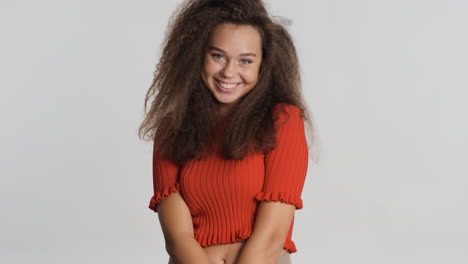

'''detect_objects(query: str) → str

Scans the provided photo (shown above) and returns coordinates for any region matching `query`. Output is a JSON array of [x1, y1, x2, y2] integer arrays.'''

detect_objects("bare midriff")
[[168, 240, 289, 263], [202, 241, 289, 264]]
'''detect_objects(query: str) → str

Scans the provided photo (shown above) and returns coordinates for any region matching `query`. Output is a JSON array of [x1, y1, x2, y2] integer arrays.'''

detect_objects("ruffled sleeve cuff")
[[283, 239, 298, 253], [148, 183, 181, 212], [254, 191, 303, 210]]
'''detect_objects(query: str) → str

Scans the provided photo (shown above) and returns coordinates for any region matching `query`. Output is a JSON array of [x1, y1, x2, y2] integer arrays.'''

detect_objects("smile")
[[216, 79, 239, 89]]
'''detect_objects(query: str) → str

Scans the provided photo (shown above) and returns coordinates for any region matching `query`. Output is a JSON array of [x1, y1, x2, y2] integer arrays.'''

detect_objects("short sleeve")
[[254, 104, 309, 210], [148, 143, 181, 212]]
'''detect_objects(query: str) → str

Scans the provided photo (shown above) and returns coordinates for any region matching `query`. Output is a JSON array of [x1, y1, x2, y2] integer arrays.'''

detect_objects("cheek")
[[201, 67, 212, 86], [203, 58, 220, 76], [244, 68, 260, 84]]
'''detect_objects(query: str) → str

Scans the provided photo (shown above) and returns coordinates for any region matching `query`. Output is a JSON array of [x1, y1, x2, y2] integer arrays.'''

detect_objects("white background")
[[1, 0, 467, 263]]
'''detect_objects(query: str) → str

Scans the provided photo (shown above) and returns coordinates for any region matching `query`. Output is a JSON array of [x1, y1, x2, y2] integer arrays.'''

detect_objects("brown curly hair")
[[138, 0, 320, 166]]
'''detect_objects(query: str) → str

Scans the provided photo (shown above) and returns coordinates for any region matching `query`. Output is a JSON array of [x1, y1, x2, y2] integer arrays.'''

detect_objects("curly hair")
[[138, 0, 320, 166]]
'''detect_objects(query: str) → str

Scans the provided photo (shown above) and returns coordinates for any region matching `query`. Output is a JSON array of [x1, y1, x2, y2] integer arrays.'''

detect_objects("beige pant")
[[168, 253, 292, 264], [277, 253, 292, 264]]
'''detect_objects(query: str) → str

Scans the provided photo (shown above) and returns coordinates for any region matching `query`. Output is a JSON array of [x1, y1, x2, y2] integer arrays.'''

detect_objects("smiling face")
[[201, 23, 263, 115]]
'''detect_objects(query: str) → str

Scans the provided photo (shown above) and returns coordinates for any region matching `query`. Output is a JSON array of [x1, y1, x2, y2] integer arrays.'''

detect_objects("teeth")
[[219, 81, 238, 89]]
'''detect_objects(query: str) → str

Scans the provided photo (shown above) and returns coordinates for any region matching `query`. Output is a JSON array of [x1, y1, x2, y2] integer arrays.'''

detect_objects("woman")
[[138, 0, 318, 263]]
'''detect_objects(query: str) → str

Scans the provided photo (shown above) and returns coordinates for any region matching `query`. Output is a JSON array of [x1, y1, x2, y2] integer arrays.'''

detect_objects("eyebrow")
[[207, 46, 257, 57]]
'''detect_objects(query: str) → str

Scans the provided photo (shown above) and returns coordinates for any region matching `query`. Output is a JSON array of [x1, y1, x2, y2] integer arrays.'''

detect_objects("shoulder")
[[272, 103, 303, 124]]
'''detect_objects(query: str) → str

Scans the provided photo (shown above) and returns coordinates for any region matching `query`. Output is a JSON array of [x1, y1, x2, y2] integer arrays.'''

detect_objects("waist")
[[202, 241, 289, 264]]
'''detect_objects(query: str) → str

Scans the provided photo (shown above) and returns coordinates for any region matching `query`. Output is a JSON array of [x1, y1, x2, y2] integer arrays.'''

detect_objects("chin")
[[214, 95, 239, 105]]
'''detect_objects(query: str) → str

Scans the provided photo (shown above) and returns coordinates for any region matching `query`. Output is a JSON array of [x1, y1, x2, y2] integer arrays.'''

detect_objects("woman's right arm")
[[157, 191, 211, 264], [149, 144, 210, 264]]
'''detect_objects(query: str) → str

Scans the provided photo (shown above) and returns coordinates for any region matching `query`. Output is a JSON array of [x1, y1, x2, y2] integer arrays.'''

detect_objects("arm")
[[148, 144, 210, 264], [236, 104, 309, 264], [235, 202, 295, 263], [157, 192, 211, 264]]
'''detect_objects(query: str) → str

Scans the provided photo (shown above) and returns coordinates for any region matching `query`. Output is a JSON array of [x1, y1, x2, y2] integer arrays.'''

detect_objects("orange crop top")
[[148, 103, 309, 254]]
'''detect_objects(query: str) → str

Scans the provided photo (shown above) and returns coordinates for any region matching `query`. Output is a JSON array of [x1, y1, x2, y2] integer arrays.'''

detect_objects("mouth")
[[215, 79, 241, 92]]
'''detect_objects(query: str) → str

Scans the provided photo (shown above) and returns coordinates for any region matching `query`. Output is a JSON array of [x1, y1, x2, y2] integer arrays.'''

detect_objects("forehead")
[[207, 23, 262, 55]]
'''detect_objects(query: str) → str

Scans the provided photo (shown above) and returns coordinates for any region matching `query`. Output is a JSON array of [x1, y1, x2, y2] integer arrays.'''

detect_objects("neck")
[[218, 104, 234, 118]]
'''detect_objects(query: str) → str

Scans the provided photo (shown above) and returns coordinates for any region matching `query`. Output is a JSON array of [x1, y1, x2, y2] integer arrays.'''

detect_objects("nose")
[[221, 60, 236, 78]]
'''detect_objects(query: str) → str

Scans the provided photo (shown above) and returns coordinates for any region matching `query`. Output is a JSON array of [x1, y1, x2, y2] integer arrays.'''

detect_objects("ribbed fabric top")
[[148, 103, 309, 254]]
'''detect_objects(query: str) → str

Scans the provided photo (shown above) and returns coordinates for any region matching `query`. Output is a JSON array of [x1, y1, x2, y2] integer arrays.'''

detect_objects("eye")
[[240, 59, 252, 65], [212, 54, 225, 60]]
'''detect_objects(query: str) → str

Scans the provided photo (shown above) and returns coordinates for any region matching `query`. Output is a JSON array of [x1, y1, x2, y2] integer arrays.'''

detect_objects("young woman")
[[138, 0, 318, 263]]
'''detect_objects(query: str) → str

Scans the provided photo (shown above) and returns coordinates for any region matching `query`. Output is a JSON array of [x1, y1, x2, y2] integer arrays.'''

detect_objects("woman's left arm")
[[235, 202, 296, 263], [236, 104, 309, 264]]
